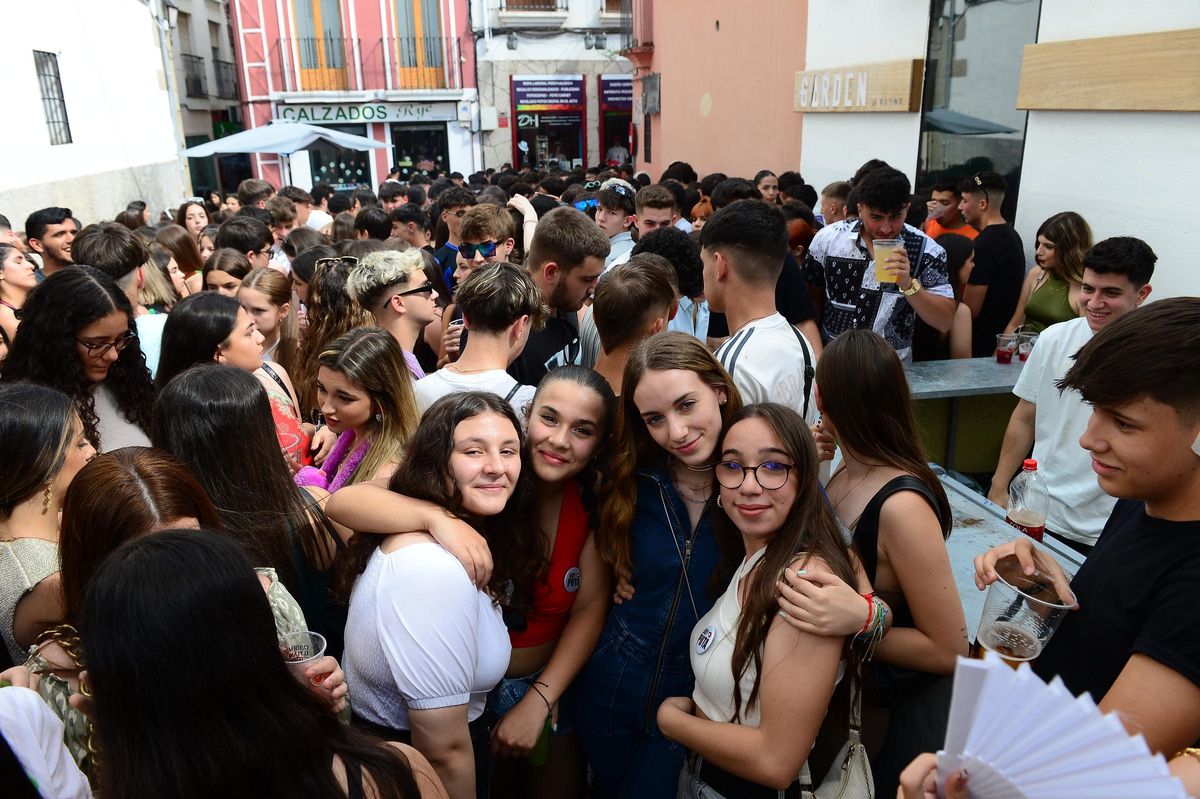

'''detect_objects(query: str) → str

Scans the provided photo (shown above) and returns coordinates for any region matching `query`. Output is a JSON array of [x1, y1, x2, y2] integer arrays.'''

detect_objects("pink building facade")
[[622, 0, 808, 179], [228, 0, 480, 190]]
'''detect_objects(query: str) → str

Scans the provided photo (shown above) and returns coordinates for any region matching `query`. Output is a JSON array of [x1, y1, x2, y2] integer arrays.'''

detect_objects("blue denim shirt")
[[606, 467, 722, 674]]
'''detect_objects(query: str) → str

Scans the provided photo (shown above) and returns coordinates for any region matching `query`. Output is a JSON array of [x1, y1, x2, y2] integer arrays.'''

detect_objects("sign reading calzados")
[[794, 59, 924, 113], [277, 103, 459, 123]]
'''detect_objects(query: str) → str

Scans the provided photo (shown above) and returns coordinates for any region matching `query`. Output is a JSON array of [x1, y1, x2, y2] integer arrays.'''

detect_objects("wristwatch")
[[901, 278, 923, 297]]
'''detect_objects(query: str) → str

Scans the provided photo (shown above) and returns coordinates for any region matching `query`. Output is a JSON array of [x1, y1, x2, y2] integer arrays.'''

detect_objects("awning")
[[184, 121, 389, 157], [922, 107, 1018, 136]]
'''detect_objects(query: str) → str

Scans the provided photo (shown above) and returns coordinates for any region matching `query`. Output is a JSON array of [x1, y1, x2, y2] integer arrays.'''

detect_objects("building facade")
[[171, 0, 247, 195], [471, 0, 632, 170], [796, 0, 1196, 301], [621, 0, 808, 180], [0, 0, 186, 228], [226, 0, 480, 190]]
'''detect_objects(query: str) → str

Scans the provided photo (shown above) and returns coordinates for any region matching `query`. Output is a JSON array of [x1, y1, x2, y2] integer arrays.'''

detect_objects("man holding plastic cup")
[[803, 165, 956, 362], [973, 298, 1200, 757]]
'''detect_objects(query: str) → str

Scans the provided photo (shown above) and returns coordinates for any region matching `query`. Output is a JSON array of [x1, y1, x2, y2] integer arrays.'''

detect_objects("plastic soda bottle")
[[1005, 459, 1049, 542]]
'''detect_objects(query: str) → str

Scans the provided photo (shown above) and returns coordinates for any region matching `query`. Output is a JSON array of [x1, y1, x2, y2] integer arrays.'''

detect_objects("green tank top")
[[1022, 274, 1076, 334]]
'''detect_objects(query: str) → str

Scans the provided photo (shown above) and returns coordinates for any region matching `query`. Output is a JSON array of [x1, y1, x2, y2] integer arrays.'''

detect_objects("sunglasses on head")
[[583, 180, 602, 191], [608, 185, 633, 197], [573, 198, 600, 212], [314, 256, 359, 270], [461, 241, 499, 259]]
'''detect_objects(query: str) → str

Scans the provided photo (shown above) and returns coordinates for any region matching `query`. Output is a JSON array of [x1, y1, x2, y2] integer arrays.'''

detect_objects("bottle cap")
[[1023, 458, 1038, 470]]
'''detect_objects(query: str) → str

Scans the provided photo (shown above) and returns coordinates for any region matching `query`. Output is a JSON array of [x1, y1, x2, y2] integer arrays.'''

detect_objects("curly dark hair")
[[631, 225, 705, 298], [336, 391, 546, 616], [1, 266, 156, 448]]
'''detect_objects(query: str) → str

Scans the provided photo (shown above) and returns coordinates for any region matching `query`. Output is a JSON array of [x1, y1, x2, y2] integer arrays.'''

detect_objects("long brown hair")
[[336, 392, 545, 614], [240, 266, 299, 378], [597, 332, 743, 577], [1036, 211, 1092, 284], [714, 404, 858, 719], [817, 330, 951, 535], [317, 328, 420, 486], [295, 257, 373, 418], [155, 224, 204, 279], [59, 447, 222, 623]]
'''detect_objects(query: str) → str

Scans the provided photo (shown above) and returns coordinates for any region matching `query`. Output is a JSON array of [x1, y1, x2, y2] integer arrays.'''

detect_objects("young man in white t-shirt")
[[989, 237, 1156, 551], [702, 199, 819, 426], [413, 261, 544, 416]]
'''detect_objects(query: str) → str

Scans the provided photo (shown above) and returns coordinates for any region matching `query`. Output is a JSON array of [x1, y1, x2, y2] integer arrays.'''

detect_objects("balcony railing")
[[182, 53, 208, 98], [214, 58, 238, 99], [500, 0, 567, 10], [273, 36, 466, 93]]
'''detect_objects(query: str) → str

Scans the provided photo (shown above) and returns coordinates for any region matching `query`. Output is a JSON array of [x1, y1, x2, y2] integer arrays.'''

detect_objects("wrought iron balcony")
[[182, 53, 207, 98], [273, 36, 466, 93], [213, 58, 238, 100]]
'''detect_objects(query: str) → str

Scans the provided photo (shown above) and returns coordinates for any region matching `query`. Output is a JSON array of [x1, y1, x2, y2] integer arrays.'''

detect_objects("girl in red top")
[[329, 365, 617, 798]]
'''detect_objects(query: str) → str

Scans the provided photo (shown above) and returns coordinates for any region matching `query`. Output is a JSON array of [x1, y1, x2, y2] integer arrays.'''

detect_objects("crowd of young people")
[[0, 156, 1195, 799]]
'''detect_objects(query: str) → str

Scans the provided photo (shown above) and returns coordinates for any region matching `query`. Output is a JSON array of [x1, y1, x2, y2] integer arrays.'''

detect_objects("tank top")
[[509, 480, 590, 648], [260, 362, 311, 466], [1022, 274, 1076, 335], [0, 539, 59, 664], [690, 546, 769, 725]]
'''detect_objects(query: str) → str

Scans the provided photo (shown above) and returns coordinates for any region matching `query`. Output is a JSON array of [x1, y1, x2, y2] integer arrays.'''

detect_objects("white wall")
[[0, 0, 184, 229], [800, 0, 930, 190], [1015, 1, 1200, 300]]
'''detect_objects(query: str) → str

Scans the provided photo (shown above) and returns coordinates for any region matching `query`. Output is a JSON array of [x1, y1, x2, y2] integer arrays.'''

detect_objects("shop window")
[[34, 51, 72, 146], [392, 123, 449, 176], [917, 0, 1041, 218], [309, 124, 371, 191], [294, 0, 348, 90]]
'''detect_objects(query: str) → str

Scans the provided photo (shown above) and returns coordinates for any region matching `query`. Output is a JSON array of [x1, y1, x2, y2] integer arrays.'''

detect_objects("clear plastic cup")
[[1018, 331, 1039, 362], [996, 333, 1018, 364], [970, 555, 1073, 668], [280, 630, 327, 684], [873, 239, 901, 283]]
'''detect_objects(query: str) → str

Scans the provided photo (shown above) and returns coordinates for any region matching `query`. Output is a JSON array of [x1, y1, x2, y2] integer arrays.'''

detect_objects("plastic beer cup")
[[873, 239, 901, 283], [969, 555, 1073, 668]]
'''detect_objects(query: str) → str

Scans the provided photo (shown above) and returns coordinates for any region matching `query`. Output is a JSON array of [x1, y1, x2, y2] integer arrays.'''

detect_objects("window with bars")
[[34, 51, 72, 146]]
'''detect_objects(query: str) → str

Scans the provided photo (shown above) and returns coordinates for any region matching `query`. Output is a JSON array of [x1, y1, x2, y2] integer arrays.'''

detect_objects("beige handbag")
[[801, 677, 874, 799]]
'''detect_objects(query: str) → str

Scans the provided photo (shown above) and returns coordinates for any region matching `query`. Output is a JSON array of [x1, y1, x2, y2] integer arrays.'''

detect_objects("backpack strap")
[[787, 324, 815, 420], [504, 381, 523, 403]]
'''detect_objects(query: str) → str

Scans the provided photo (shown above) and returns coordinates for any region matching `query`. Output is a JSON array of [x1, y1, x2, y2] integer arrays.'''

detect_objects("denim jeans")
[[487, 670, 575, 735]]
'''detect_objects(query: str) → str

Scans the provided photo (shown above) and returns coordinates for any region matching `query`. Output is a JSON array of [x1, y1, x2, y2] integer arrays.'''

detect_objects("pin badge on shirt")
[[563, 567, 582, 593], [695, 625, 717, 655]]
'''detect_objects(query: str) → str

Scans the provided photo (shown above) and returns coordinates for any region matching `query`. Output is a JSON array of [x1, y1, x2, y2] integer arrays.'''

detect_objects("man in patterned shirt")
[[802, 166, 956, 361]]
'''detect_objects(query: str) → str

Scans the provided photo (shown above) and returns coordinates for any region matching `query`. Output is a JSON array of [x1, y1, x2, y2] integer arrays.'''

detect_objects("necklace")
[[446, 363, 492, 374], [828, 465, 877, 510], [670, 462, 712, 504]]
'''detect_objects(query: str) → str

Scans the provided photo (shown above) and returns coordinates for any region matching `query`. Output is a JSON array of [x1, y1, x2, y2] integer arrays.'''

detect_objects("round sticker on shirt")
[[563, 567, 582, 593], [695, 625, 717, 655]]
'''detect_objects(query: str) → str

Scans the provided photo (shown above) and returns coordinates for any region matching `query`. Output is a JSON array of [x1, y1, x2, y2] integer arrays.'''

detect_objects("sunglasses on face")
[[395, 280, 435, 298], [460, 241, 499, 259], [77, 331, 138, 358], [573, 198, 600, 212]]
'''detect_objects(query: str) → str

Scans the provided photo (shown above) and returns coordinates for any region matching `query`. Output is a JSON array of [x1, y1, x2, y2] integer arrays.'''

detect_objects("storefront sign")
[[277, 102, 458, 123], [793, 59, 924, 113], [513, 75, 585, 110], [600, 75, 633, 109]]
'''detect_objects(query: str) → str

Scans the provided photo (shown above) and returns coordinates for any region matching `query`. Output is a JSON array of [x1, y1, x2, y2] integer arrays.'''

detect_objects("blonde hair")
[[346, 249, 425, 311], [141, 249, 180, 310], [318, 327, 420, 487], [240, 267, 299, 378]]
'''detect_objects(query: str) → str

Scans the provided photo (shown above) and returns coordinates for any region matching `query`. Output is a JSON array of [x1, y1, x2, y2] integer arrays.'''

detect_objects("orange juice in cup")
[[873, 239, 901, 283]]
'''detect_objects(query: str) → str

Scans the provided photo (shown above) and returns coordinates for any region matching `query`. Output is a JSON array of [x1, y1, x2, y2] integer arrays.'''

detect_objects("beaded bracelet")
[[859, 592, 875, 635]]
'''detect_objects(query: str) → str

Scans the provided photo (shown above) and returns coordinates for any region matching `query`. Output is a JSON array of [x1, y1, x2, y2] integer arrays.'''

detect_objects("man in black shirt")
[[974, 298, 1200, 756], [507, 207, 609, 386], [959, 172, 1024, 357]]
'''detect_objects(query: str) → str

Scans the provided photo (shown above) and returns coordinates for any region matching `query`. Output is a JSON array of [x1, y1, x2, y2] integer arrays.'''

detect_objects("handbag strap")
[[800, 669, 864, 790]]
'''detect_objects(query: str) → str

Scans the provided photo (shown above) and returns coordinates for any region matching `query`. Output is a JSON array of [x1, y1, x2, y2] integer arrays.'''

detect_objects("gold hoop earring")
[[42, 482, 53, 514]]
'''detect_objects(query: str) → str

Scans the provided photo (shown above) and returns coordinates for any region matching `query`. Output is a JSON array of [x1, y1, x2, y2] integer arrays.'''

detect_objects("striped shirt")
[[714, 313, 817, 425]]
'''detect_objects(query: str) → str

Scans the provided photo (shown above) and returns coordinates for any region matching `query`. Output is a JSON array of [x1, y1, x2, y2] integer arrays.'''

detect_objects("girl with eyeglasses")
[[572, 332, 742, 798], [1, 266, 156, 451], [658, 403, 859, 797], [775, 330, 967, 793]]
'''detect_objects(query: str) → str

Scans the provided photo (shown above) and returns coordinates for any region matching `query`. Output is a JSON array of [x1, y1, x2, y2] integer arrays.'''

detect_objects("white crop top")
[[690, 546, 768, 726], [344, 541, 511, 731]]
